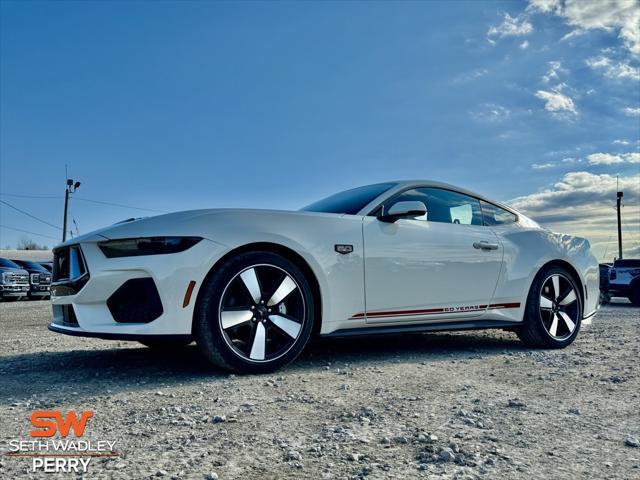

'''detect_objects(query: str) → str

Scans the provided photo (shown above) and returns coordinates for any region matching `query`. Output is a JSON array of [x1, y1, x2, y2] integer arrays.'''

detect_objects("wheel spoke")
[[559, 311, 576, 333], [559, 289, 577, 306], [249, 322, 266, 360], [267, 275, 297, 306], [540, 295, 553, 309], [270, 314, 302, 339], [220, 310, 253, 330], [240, 268, 262, 304], [549, 314, 559, 337], [551, 275, 560, 300]]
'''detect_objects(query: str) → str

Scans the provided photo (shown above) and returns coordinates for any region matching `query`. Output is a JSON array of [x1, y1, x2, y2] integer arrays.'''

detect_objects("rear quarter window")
[[481, 201, 517, 226]]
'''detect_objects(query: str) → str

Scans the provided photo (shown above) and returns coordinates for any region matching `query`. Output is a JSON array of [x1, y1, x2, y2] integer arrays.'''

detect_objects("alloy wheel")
[[539, 273, 580, 340], [218, 264, 306, 362]]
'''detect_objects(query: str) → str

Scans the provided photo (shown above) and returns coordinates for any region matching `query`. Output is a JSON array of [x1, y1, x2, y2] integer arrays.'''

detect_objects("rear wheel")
[[517, 267, 582, 348], [195, 251, 314, 373]]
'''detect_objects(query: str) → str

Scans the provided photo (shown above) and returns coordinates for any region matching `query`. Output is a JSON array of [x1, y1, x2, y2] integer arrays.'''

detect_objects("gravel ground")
[[0, 300, 638, 479]]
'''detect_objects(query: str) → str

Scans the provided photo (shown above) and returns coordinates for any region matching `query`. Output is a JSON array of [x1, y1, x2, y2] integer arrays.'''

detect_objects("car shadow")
[[0, 329, 525, 404]]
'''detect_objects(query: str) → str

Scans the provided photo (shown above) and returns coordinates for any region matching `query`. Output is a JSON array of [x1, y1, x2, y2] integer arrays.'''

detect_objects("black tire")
[[517, 266, 582, 349], [139, 339, 192, 349], [195, 251, 314, 373], [629, 283, 640, 307]]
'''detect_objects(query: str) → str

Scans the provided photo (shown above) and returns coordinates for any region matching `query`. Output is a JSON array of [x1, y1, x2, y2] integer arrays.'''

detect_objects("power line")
[[0, 193, 60, 199], [0, 192, 164, 213], [71, 197, 165, 213], [0, 224, 60, 240], [0, 200, 62, 231]]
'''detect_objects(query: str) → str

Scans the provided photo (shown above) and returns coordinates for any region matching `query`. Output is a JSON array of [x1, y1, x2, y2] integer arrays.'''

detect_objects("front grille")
[[107, 278, 163, 323], [52, 245, 89, 296], [3, 273, 29, 285], [53, 245, 87, 282]]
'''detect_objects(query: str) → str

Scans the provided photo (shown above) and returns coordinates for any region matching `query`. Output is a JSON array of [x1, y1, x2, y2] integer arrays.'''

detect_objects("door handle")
[[473, 241, 499, 251]]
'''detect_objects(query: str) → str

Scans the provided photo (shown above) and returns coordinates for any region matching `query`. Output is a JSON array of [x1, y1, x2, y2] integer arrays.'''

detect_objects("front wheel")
[[195, 251, 315, 373], [517, 267, 582, 348]]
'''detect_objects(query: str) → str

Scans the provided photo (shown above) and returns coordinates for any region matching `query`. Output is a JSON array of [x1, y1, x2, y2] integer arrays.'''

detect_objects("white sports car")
[[49, 181, 599, 373]]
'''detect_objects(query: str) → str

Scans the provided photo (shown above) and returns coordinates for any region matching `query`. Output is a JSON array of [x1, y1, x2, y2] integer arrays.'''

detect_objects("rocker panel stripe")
[[349, 302, 521, 320]]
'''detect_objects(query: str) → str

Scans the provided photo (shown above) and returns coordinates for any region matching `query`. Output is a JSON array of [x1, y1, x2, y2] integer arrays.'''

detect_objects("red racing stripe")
[[349, 302, 520, 320]]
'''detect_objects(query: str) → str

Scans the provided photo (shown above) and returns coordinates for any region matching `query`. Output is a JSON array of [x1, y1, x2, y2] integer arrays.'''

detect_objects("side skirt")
[[322, 320, 519, 338]]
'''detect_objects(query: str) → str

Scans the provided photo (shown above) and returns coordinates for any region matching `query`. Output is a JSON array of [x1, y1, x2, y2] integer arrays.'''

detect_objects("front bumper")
[[29, 285, 51, 296], [49, 239, 226, 338], [0, 285, 29, 296]]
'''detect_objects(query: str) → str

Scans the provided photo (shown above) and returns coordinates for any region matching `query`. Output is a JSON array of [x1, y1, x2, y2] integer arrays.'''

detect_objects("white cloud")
[[535, 87, 577, 117], [586, 56, 640, 80], [508, 170, 640, 261], [469, 103, 511, 123], [532, 162, 556, 169], [510, 171, 639, 212], [587, 152, 640, 165], [453, 68, 489, 84], [561, 157, 581, 163], [541, 61, 568, 83], [520, 40, 530, 49], [528, 0, 560, 13], [560, 29, 587, 41], [488, 13, 534, 42], [623, 106, 640, 116], [613, 139, 631, 145], [528, 0, 640, 56]]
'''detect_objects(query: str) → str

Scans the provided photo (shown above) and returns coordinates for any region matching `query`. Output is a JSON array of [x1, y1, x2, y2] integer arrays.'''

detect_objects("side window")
[[383, 188, 483, 226], [481, 201, 517, 226]]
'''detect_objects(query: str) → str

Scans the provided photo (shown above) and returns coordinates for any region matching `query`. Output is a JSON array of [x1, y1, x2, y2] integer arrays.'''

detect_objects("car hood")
[[0, 267, 29, 275], [54, 208, 347, 248]]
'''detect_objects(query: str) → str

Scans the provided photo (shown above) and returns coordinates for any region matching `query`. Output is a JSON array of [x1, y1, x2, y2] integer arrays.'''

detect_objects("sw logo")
[[6, 410, 116, 473], [30, 410, 94, 438]]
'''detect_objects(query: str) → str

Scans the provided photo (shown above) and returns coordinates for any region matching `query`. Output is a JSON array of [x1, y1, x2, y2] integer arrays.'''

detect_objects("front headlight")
[[98, 237, 202, 258]]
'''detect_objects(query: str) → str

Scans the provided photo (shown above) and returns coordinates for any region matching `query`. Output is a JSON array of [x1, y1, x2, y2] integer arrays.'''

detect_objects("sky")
[[0, 0, 638, 260]]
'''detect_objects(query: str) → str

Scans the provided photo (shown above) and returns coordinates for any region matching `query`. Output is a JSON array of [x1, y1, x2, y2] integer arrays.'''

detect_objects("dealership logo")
[[6, 410, 118, 473], [30, 410, 94, 437]]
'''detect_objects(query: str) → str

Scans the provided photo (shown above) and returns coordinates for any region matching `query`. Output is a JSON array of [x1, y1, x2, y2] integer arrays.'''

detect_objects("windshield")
[[14, 260, 48, 271], [0, 258, 23, 269], [301, 183, 396, 215]]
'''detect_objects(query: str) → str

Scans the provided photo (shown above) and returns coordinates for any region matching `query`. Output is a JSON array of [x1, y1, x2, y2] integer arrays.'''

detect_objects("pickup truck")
[[0, 258, 30, 301], [11, 259, 52, 299], [608, 259, 640, 306]]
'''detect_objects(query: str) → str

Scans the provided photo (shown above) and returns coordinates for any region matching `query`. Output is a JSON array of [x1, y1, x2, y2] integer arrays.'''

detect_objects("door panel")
[[362, 217, 503, 323]]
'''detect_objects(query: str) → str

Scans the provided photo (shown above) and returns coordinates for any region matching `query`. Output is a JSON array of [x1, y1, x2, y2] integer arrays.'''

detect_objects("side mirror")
[[377, 201, 427, 223]]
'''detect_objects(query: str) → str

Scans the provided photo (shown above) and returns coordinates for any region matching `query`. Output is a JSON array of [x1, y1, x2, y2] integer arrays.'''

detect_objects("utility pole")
[[616, 190, 623, 260], [62, 177, 81, 242]]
